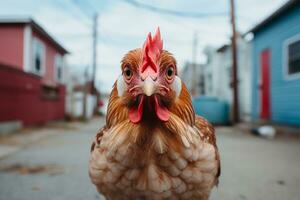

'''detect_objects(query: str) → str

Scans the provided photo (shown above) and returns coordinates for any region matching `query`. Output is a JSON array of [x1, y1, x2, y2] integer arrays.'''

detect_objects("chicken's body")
[[89, 28, 220, 200]]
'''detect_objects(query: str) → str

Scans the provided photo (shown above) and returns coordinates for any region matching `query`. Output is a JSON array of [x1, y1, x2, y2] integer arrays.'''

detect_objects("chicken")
[[89, 28, 220, 200]]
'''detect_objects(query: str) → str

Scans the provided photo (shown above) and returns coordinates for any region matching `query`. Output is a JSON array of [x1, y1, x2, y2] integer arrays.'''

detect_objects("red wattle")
[[154, 96, 170, 122], [129, 96, 144, 123]]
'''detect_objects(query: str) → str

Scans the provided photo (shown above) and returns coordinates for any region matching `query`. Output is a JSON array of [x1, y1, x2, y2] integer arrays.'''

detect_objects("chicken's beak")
[[143, 76, 157, 96]]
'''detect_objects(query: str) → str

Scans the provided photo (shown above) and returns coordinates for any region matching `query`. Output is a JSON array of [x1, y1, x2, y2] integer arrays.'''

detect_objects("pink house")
[[0, 18, 69, 126]]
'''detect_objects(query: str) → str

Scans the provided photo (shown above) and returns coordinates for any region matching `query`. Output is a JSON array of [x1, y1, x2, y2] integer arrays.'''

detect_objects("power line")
[[71, 0, 94, 19], [55, 0, 92, 28], [84, 0, 97, 13], [123, 0, 227, 18], [123, 0, 255, 27]]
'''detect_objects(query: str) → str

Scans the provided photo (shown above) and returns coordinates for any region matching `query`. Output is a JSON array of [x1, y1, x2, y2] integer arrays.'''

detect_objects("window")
[[284, 34, 300, 79], [41, 85, 59, 100], [208, 74, 212, 92], [54, 54, 63, 82], [32, 38, 45, 75]]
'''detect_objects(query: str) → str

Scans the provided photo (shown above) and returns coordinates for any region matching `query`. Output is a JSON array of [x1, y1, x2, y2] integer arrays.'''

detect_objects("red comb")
[[140, 27, 163, 79]]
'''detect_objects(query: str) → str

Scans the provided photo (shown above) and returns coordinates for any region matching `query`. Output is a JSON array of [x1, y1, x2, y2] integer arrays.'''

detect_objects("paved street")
[[0, 117, 300, 200], [0, 118, 106, 200], [211, 127, 300, 200]]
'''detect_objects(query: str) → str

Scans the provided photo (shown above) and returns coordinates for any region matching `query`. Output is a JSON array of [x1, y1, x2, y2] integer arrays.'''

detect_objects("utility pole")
[[91, 13, 99, 115], [92, 13, 98, 94], [230, 0, 239, 123], [83, 65, 89, 120], [191, 31, 198, 96]]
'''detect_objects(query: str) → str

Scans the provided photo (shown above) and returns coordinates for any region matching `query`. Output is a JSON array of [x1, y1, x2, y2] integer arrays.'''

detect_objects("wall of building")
[[0, 25, 24, 69], [238, 39, 252, 121], [252, 5, 300, 125], [71, 92, 97, 119], [31, 29, 64, 86], [215, 47, 232, 103], [180, 62, 204, 96], [203, 47, 222, 97], [203, 38, 252, 121], [0, 24, 65, 86], [0, 65, 65, 126]]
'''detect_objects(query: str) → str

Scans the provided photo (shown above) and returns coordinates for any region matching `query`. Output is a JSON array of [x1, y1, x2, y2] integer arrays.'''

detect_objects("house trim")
[[283, 33, 300, 80], [0, 18, 68, 54], [23, 24, 31, 72], [247, 0, 300, 34]]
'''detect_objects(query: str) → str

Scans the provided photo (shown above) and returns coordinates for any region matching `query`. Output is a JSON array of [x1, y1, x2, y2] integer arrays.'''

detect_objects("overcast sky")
[[0, 0, 288, 93]]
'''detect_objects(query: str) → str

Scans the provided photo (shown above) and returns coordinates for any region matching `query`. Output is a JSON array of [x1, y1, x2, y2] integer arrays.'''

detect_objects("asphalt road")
[[0, 118, 106, 200], [0, 117, 299, 200]]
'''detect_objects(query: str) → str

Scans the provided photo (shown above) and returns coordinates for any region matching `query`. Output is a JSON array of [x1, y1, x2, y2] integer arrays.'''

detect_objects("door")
[[260, 49, 271, 119]]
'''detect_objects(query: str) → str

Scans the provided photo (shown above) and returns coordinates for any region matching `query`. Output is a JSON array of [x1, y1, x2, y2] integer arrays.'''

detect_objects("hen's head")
[[109, 28, 194, 127]]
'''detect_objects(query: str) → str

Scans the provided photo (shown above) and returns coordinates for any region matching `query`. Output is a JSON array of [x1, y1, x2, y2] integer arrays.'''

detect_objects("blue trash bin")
[[192, 96, 230, 125]]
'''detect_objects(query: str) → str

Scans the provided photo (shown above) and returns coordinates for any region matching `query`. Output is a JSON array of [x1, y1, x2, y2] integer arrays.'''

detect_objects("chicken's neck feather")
[[105, 82, 197, 157]]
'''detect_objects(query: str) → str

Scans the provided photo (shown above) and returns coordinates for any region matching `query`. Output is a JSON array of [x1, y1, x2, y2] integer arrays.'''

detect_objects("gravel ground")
[[0, 117, 299, 200]]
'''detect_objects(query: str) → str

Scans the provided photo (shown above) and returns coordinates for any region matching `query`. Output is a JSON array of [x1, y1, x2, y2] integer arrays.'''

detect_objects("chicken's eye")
[[166, 66, 175, 80], [123, 67, 133, 81]]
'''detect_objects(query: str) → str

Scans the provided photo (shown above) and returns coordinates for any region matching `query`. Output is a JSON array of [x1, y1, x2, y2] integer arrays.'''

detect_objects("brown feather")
[[106, 84, 128, 128], [169, 83, 195, 126], [195, 115, 221, 185]]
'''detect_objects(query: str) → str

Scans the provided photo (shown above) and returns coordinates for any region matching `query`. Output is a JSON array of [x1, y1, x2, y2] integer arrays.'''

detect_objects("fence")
[[0, 64, 65, 126]]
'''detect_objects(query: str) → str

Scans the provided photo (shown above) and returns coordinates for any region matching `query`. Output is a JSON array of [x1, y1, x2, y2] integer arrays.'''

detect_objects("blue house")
[[250, 0, 300, 126]]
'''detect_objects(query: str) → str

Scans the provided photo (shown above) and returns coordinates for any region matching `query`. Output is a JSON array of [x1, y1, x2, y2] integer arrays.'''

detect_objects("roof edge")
[[0, 17, 69, 54], [247, 0, 300, 34]]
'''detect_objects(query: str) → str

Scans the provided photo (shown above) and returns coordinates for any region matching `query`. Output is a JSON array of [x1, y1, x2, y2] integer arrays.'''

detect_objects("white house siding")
[[238, 40, 252, 121], [180, 62, 204, 96], [72, 92, 96, 119], [203, 37, 252, 122]]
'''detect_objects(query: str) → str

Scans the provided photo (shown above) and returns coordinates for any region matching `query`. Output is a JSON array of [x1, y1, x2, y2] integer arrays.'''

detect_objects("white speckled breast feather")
[[89, 117, 219, 200]]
